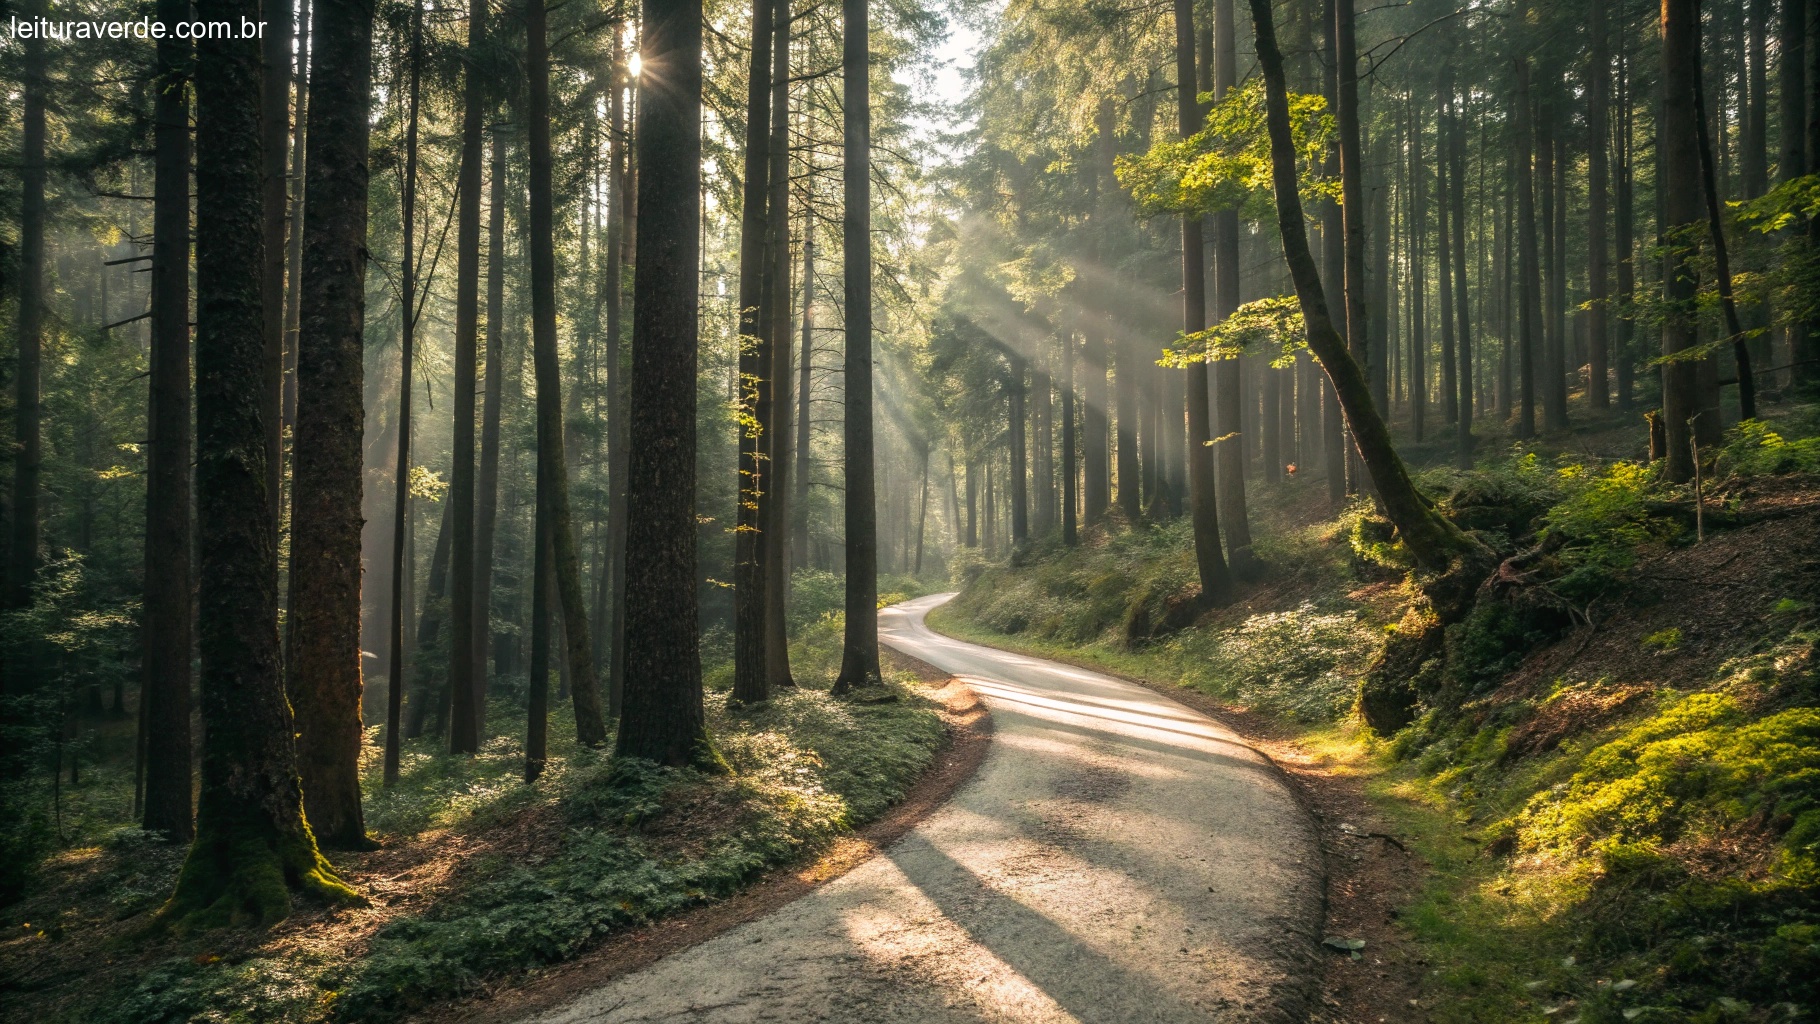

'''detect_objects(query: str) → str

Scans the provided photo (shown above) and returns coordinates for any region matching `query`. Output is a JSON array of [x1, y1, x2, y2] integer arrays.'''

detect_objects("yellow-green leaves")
[[1161, 294, 1305, 367], [1115, 81, 1334, 219]]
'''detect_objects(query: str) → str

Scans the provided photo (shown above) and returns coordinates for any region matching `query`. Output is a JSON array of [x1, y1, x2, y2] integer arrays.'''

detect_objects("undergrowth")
[[936, 409, 1820, 1023], [21, 597, 949, 1024]]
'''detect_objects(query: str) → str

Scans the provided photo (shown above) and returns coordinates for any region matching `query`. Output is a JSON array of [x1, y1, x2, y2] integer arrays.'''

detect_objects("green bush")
[[1168, 602, 1377, 722], [1721, 419, 1820, 476]]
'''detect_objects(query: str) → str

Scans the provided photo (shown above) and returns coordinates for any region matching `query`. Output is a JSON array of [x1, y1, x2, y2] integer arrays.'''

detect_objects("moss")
[[156, 809, 361, 933]]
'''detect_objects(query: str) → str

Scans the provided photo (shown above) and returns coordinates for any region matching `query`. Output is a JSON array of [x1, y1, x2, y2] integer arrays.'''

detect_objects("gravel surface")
[[526, 594, 1325, 1024]]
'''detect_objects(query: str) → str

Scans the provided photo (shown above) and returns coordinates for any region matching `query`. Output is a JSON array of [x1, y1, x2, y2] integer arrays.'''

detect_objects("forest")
[[3, 0, 1820, 1018]]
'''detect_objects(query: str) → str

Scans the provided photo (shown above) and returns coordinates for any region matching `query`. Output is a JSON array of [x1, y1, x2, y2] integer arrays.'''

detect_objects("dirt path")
[[525, 594, 1324, 1023]]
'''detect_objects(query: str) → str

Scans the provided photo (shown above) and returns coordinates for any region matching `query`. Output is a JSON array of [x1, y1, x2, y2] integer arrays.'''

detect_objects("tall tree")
[[732, 0, 775, 706], [1211, 0, 1251, 571], [9, 0, 46, 613], [1514, 52, 1541, 438], [833, 0, 882, 692], [1587, 1, 1613, 410], [1660, 0, 1706, 482], [604, 42, 632, 716], [262, 0, 294, 522], [142, 0, 194, 841], [287, 0, 377, 850], [446, 0, 489, 753], [616, 0, 715, 762], [762, 0, 797, 690], [526, 0, 606, 746], [1449, 78, 1474, 468], [1246, 0, 1482, 577], [793, 225, 816, 568], [476, 126, 509, 706], [1061, 332, 1078, 545], [1174, 0, 1233, 606], [164, 0, 356, 926], [385, 0, 426, 788]]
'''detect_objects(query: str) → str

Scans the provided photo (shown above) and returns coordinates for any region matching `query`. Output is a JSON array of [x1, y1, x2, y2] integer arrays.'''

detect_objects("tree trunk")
[[385, 0, 424, 788], [833, 0, 882, 692], [762, 0, 795, 689], [282, 0, 311, 474], [1437, 102, 1458, 428], [527, 0, 606, 745], [165, 0, 356, 926], [1409, 103, 1427, 441], [1032, 348, 1054, 536], [476, 123, 508, 713], [604, 44, 631, 717], [1007, 355, 1030, 546], [1082, 328, 1110, 525], [445, 0, 488, 754], [1212, 0, 1251, 570], [1115, 335, 1141, 522], [525, 489, 552, 780], [732, 0, 774, 706], [287, 0, 375, 849], [262, 0, 294, 530], [1515, 56, 1541, 438], [9, 0, 45, 612], [1247, 0, 1483, 578], [142, 0, 194, 840], [1175, 0, 1233, 603], [1061, 331, 1078, 545], [1693, 45, 1759, 421], [1616, 43, 1638, 413], [616, 0, 714, 762], [1660, 0, 1706, 483], [1450, 80, 1475, 468], [1587, 2, 1613, 410], [793, 226, 815, 570]]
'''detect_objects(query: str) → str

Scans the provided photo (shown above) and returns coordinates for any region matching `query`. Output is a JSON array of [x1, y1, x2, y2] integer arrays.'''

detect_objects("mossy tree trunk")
[[167, 0, 357, 928], [287, 0, 375, 850]]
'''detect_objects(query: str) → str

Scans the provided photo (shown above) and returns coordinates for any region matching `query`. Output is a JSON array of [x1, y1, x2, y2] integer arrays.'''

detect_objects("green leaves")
[[1115, 81, 1335, 219], [1161, 294, 1305, 368]]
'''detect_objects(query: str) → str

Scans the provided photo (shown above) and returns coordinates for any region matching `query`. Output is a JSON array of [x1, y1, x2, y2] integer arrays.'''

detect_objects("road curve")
[[527, 593, 1324, 1024]]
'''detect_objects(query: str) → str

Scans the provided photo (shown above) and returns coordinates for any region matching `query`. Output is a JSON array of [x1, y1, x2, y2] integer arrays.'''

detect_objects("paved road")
[[528, 594, 1324, 1024]]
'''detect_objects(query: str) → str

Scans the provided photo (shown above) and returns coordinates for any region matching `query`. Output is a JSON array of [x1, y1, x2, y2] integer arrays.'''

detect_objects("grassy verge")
[[929, 417, 1820, 1024], [3, 574, 950, 1024]]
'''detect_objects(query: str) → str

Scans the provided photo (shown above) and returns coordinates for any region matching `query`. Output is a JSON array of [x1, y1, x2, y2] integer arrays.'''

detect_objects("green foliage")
[[1116, 81, 1335, 219], [1176, 603, 1377, 722], [102, 687, 947, 1024], [1720, 419, 1820, 477], [1541, 461, 1683, 604], [1162, 294, 1305, 368]]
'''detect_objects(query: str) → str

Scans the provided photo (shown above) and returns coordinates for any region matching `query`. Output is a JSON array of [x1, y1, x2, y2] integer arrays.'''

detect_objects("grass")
[[5, 580, 953, 1024], [930, 412, 1820, 1024]]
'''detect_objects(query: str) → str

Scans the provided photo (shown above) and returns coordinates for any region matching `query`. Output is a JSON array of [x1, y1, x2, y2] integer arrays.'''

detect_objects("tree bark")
[[616, 0, 714, 762], [262, 0, 294, 530], [1692, 44, 1758, 421], [165, 0, 356, 926], [1082, 328, 1110, 525], [1061, 331, 1078, 545], [1661, 0, 1707, 482], [1587, 3, 1613, 410], [385, 0, 424, 787], [445, 0, 488, 754], [1514, 56, 1541, 438], [763, 0, 795, 689], [476, 124, 508, 713], [527, 0, 606, 745], [833, 0, 882, 692], [1212, 0, 1251, 569], [1409, 103, 1427, 441], [604, 45, 631, 716], [287, 0, 375, 849], [1007, 354, 1030, 546], [9, 0, 46, 612], [793, 225, 815, 570], [732, 0, 775, 706], [142, 0, 194, 840], [1449, 79, 1475, 468]]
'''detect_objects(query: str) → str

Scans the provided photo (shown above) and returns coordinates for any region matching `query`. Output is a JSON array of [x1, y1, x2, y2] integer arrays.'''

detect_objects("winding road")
[[527, 594, 1325, 1023]]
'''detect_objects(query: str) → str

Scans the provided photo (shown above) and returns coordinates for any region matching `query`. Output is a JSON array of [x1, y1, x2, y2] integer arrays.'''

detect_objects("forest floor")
[[0, 623, 971, 1024], [931, 403, 1820, 1023], [510, 594, 1325, 1024]]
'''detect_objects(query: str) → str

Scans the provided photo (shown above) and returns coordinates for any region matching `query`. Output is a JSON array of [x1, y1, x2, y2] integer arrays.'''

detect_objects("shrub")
[[1721, 419, 1820, 477]]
